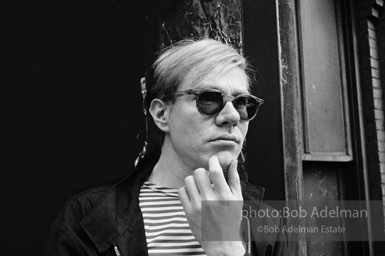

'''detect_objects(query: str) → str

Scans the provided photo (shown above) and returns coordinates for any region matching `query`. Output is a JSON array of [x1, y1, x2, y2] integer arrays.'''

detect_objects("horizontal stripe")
[[140, 189, 178, 193], [146, 230, 193, 238], [147, 253, 205, 256], [145, 223, 189, 230], [140, 207, 183, 212], [142, 211, 187, 218], [140, 182, 206, 255], [140, 206, 183, 211], [139, 196, 181, 201], [139, 200, 181, 206], [138, 192, 177, 197], [140, 206, 184, 212], [147, 237, 197, 244], [139, 200, 183, 206], [145, 225, 190, 231], [145, 229, 192, 238], [146, 236, 197, 243], [142, 216, 187, 221], [148, 241, 201, 247], [143, 217, 188, 224], [149, 248, 205, 253], [146, 229, 192, 236], [141, 189, 179, 194]]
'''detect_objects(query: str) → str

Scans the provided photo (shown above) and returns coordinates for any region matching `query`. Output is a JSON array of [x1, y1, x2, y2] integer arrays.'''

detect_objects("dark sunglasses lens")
[[197, 91, 223, 115], [233, 96, 259, 120]]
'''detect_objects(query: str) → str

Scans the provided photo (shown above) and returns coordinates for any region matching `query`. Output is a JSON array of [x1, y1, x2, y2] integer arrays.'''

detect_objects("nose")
[[215, 101, 240, 127]]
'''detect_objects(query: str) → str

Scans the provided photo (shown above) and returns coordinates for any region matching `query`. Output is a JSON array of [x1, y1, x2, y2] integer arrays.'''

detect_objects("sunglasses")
[[168, 89, 264, 121]]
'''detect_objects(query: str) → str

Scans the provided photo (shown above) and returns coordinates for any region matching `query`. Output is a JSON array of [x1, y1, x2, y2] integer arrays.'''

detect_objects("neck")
[[147, 141, 194, 189]]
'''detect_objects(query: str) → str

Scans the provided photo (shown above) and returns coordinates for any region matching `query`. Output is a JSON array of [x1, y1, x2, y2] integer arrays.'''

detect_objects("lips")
[[211, 134, 239, 143]]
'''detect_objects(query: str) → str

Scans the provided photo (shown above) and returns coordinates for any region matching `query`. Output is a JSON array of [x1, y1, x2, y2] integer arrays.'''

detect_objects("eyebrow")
[[194, 83, 250, 95]]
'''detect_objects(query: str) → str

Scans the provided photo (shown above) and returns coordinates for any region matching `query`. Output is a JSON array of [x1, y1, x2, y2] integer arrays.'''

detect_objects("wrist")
[[203, 241, 246, 256], [225, 241, 246, 256]]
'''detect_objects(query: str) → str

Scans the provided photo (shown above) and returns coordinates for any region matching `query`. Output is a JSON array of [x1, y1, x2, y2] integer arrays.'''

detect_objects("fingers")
[[184, 175, 202, 208], [193, 168, 214, 196], [178, 186, 192, 213], [227, 159, 242, 199], [180, 155, 242, 205], [208, 155, 231, 195]]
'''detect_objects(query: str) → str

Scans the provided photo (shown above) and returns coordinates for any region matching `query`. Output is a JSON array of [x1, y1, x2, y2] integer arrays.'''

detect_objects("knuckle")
[[209, 168, 223, 177], [232, 175, 241, 183], [204, 195, 214, 201], [192, 200, 202, 210]]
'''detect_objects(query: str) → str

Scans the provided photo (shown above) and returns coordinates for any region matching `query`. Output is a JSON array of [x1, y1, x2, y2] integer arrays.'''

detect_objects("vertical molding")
[[354, 0, 385, 255], [356, 0, 384, 202], [276, 0, 306, 255]]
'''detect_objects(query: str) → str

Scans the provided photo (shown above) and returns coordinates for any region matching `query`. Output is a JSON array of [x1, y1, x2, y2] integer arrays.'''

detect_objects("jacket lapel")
[[80, 162, 154, 254], [241, 181, 265, 255]]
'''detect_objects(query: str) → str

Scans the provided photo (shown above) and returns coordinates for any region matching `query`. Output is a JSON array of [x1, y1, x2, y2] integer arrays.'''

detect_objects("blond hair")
[[149, 39, 250, 104]]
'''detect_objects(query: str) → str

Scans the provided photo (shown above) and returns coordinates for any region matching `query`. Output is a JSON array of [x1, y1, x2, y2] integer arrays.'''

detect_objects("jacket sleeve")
[[248, 229, 289, 256], [271, 227, 289, 256], [248, 205, 290, 255], [44, 192, 100, 256], [249, 227, 289, 255], [45, 225, 85, 256]]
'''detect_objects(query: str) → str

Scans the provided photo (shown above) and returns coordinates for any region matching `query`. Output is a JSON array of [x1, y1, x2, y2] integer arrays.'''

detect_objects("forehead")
[[181, 68, 250, 95]]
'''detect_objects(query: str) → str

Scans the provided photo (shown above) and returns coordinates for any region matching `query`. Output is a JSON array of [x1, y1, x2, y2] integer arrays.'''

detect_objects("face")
[[164, 67, 250, 170]]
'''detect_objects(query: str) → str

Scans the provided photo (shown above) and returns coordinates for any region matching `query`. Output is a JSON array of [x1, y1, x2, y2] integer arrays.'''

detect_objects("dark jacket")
[[45, 160, 288, 256]]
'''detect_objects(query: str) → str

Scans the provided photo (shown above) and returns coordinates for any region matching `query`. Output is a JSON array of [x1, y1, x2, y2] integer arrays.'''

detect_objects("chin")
[[195, 150, 239, 170], [216, 151, 239, 170]]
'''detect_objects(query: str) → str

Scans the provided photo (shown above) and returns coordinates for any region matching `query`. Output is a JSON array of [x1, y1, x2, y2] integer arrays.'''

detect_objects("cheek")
[[240, 123, 249, 140], [184, 119, 206, 143], [238, 124, 249, 149], [170, 109, 205, 143]]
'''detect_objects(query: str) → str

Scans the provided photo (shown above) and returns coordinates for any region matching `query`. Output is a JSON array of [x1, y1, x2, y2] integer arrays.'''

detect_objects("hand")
[[178, 155, 245, 256]]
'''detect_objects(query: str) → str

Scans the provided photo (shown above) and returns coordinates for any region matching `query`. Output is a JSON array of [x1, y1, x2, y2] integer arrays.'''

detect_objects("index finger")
[[208, 155, 231, 195], [227, 159, 242, 199]]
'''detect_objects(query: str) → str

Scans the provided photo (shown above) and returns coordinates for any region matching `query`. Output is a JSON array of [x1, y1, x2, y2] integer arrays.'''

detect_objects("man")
[[45, 39, 287, 255]]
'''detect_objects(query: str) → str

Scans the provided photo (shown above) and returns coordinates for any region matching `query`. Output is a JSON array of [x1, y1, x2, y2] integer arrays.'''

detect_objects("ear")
[[149, 99, 170, 133]]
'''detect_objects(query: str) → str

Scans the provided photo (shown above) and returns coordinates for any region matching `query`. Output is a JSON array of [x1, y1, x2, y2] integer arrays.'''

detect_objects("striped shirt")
[[139, 181, 206, 255]]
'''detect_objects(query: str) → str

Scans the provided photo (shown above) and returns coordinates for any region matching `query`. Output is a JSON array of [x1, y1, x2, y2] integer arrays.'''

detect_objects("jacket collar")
[[80, 160, 154, 253], [80, 160, 265, 254]]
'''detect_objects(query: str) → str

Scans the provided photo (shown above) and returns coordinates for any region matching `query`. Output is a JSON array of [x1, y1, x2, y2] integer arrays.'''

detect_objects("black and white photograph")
[[2, 0, 385, 255]]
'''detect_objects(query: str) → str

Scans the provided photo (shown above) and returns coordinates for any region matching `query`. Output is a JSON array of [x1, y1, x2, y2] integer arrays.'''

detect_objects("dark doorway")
[[2, 1, 147, 255], [2, 1, 287, 255]]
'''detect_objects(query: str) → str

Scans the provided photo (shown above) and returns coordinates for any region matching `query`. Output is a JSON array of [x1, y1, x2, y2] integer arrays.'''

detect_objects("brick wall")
[[377, 4, 385, 218], [366, 17, 385, 214], [356, 2, 385, 241], [355, 0, 384, 204], [370, 22, 385, 222]]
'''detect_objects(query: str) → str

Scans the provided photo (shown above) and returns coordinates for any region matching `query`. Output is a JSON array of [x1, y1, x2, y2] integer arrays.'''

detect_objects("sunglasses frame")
[[168, 88, 264, 121]]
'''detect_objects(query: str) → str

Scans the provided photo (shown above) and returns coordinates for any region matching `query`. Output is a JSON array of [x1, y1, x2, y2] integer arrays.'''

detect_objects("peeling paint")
[[160, 0, 243, 51]]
